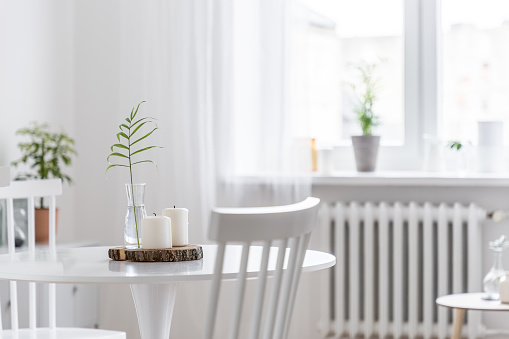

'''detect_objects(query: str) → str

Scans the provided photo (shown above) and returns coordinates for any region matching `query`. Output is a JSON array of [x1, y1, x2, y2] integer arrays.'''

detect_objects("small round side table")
[[436, 293, 509, 339]]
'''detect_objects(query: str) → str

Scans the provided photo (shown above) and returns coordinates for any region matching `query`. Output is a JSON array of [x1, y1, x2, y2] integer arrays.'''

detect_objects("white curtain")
[[108, 0, 311, 224], [215, 0, 312, 208]]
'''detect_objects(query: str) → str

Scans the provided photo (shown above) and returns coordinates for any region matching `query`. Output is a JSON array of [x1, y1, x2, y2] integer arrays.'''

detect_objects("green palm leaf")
[[132, 160, 155, 166], [131, 117, 156, 128], [130, 121, 149, 137], [107, 152, 128, 162], [110, 143, 129, 152], [131, 101, 146, 121], [105, 164, 129, 173], [116, 132, 129, 142], [131, 146, 157, 157], [131, 127, 158, 146]]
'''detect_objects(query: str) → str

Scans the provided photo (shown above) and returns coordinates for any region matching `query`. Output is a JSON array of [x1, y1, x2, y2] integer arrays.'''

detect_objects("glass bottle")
[[483, 235, 508, 300], [124, 183, 147, 249]]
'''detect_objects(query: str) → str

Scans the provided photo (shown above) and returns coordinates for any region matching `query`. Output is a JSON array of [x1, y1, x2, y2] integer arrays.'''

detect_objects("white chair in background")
[[204, 197, 321, 339], [0, 179, 126, 339]]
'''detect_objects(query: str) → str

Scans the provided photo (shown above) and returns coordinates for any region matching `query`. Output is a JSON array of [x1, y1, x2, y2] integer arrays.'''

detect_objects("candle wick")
[[153, 213, 157, 216]]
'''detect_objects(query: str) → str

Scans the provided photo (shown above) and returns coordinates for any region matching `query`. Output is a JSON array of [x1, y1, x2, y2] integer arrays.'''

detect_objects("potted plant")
[[106, 101, 161, 248], [11, 122, 77, 243], [346, 61, 382, 172]]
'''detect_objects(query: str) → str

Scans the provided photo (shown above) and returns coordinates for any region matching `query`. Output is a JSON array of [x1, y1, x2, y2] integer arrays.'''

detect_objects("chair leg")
[[452, 308, 465, 339]]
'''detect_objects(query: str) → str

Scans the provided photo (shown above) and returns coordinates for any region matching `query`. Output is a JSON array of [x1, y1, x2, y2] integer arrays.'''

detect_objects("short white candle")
[[141, 216, 172, 249], [162, 207, 189, 247]]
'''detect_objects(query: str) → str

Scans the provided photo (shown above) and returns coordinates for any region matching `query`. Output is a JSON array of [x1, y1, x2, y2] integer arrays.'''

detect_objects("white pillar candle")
[[162, 207, 189, 247], [141, 216, 172, 249]]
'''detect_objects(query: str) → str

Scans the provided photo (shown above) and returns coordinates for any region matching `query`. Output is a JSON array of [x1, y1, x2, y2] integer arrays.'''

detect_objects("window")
[[441, 0, 509, 145], [299, 0, 509, 171], [305, 0, 405, 146]]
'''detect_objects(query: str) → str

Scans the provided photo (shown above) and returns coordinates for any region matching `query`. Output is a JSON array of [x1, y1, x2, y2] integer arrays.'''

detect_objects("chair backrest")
[[0, 179, 62, 331], [204, 197, 320, 339]]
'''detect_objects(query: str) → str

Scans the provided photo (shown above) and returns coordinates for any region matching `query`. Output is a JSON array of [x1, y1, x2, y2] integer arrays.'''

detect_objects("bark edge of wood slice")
[[108, 247, 127, 261], [109, 245, 203, 262]]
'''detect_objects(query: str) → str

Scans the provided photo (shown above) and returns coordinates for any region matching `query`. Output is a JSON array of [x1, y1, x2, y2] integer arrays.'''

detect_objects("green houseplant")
[[106, 101, 160, 248], [11, 122, 77, 242], [346, 61, 382, 172]]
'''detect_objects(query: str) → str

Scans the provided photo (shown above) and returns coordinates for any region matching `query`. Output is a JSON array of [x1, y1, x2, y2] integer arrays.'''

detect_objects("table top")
[[436, 293, 509, 311], [0, 245, 336, 284]]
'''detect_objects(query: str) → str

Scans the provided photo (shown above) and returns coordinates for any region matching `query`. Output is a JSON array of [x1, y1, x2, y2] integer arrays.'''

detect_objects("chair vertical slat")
[[6, 198, 15, 254], [204, 242, 226, 339], [262, 238, 288, 339], [28, 196, 37, 330], [282, 233, 310, 339], [49, 195, 56, 250], [249, 241, 271, 339], [29, 282, 37, 329], [27, 197, 35, 252], [274, 237, 299, 339], [229, 243, 251, 339], [6, 197, 18, 331], [49, 283, 56, 329], [10, 281, 18, 331], [48, 195, 57, 329]]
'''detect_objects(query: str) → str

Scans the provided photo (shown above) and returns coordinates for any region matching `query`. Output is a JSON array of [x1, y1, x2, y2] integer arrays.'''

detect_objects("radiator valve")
[[488, 210, 506, 223]]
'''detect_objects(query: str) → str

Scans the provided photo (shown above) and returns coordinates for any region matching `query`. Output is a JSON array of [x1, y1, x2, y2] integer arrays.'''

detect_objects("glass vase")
[[483, 236, 508, 300], [125, 183, 147, 248]]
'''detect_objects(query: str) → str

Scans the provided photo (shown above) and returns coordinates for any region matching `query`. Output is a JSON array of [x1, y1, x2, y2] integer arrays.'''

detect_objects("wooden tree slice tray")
[[108, 245, 203, 262]]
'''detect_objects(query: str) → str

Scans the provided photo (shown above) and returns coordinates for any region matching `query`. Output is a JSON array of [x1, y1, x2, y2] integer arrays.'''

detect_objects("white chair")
[[204, 197, 320, 339], [0, 179, 126, 339]]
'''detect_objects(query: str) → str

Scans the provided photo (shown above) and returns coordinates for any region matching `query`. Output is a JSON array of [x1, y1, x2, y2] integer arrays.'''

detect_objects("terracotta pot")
[[351, 135, 380, 172], [34, 208, 59, 243]]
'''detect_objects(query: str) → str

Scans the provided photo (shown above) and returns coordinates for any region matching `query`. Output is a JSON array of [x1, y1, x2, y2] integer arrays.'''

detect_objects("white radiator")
[[318, 201, 487, 339]]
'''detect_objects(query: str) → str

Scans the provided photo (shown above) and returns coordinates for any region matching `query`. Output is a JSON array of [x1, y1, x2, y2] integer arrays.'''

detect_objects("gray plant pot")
[[351, 135, 380, 172]]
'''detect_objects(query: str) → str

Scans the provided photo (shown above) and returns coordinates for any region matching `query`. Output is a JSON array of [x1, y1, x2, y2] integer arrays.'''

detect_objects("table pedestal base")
[[131, 283, 179, 339]]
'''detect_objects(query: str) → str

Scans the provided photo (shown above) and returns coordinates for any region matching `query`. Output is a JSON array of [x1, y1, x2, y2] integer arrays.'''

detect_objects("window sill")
[[312, 171, 509, 187]]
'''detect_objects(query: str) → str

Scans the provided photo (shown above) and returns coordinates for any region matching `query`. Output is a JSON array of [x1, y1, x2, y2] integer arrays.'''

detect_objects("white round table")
[[0, 245, 336, 339], [436, 293, 509, 339]]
